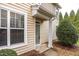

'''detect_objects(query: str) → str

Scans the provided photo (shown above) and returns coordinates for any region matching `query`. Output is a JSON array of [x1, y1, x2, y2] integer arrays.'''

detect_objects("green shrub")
[[56, 20, 78, 46], [0, 49, 17, 56]]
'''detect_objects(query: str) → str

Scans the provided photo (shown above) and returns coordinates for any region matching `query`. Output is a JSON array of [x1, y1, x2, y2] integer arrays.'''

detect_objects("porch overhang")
[[32, 3, 61, 48], [32, 3, 56, 20]]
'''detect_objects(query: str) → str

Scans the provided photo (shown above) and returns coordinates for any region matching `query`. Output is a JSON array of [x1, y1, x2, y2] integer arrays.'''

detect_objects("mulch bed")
[[20, 41, 79, 56], [20, 50, 45, 56], [53, 41, 79, 56]]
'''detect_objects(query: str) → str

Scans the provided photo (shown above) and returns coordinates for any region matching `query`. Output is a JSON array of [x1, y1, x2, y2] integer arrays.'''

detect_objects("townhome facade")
[[0, 3, 61, 55]]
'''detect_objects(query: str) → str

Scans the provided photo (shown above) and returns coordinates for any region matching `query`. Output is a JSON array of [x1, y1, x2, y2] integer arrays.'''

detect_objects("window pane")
[[10, 18, 15, 27], [1, 9, 7, 19], [16, 14, 21, 28], [10, 12, 24, 28], [10, 12, 15, 28], [0, 29, 7, 46], [10, 29, 24, 44], [10, 12, 15, 18], [1, 19, 7, 27], [21, 15, 24, 28], [1, 9, 7, 27]]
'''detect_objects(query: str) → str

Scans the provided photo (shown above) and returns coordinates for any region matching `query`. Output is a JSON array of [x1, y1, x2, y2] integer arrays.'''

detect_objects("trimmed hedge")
[[0, 49, 17, 56], [56, 20, 78, 46]]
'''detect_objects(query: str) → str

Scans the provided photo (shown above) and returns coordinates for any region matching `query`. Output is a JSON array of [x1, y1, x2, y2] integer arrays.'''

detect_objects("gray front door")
[[36, 20, 40, 45]]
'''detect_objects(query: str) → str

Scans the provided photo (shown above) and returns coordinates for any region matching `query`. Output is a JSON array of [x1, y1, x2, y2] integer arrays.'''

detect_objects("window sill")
[[0, 43, 27, 50]]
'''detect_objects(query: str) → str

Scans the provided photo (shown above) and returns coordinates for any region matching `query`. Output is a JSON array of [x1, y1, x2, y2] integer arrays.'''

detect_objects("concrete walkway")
[[43, 48, 58, 56]]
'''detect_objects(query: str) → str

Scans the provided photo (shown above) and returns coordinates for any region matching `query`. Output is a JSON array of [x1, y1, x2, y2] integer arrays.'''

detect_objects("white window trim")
[[7, 10, 10, 47], [0, 6, 27, 49], [0, 43, 27, 50], [24, 14, 27, 44]]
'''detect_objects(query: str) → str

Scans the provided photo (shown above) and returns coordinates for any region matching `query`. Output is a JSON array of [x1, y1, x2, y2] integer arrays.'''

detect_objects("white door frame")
[[35, 19, 41, 47]]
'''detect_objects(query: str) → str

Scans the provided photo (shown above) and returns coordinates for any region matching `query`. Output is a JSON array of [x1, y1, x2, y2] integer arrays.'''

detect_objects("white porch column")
[[48, 19, 53, 48]]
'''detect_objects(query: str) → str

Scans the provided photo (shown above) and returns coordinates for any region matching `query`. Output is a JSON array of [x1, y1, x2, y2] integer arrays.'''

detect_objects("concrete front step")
[[36, 43, 49, 53], [43, 48, 58, 56], [35, 43, 58, 56]]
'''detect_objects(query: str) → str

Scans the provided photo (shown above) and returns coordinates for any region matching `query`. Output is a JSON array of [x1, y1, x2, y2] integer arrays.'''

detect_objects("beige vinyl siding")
[[40, 19, 59, 44], [0, 3, 35, 55], [40, 20, 49, 44]]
